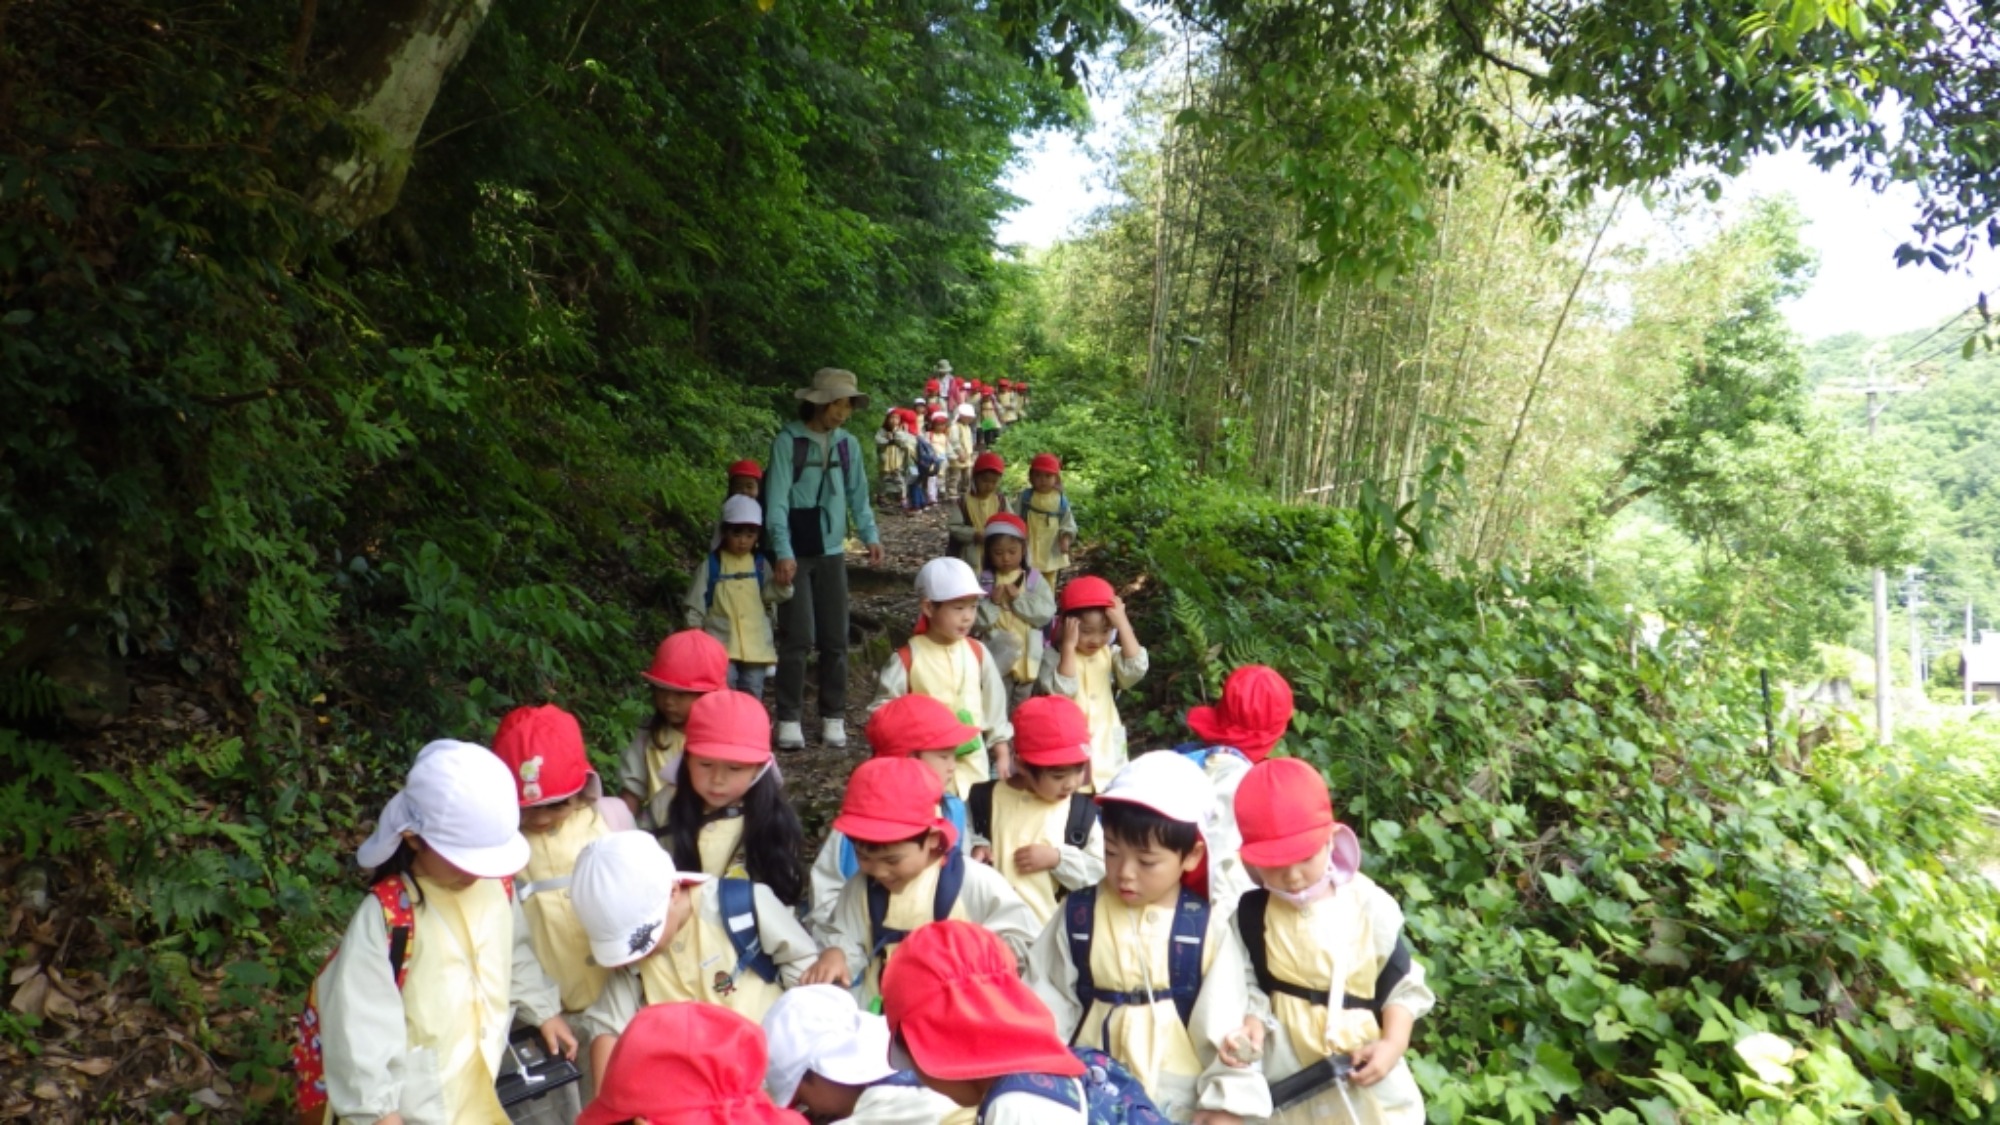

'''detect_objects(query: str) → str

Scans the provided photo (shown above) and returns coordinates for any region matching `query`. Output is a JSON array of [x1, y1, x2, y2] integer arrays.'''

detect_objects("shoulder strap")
[[943, 792, 968, 847], [838, 433, 853, 486], [372, 878, 416, 990], [898, 645, 912, 677], [968, 781, 996, 842], [1063, 793, 1095, 850], [838, 834, 859, 880], [1236, 888, 1333, 1005], [934, 847, 966, 921], [792, 435, 810, 484], [1343, 936, 1414, 1020], [1165, 889, 1208, 1026], [967, 637, 986, 667], [1063, 886, 1098, 1042], [717, 878, 780, 984]]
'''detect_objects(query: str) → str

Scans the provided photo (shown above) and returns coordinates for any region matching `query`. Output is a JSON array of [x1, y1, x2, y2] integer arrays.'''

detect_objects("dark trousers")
[[775, 553, 849, 722]]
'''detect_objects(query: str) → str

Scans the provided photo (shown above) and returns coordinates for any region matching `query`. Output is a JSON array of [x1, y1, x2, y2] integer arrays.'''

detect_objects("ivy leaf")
[[1541, 869, 1586, 905], [1529, 1042, 1584, 1100]]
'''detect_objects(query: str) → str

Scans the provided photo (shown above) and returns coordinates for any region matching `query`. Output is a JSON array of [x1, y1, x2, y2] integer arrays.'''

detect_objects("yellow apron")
[[1071, 894, 1205, 1111], [958, 490, 1003, 568], [697, 812, 748, 879], [862, 860, 969, 1001], [1265, 890, 1424, 1125], [403, 876, 512, 1125], [987, 783, 1071, 927], [714, 551, 777, 664], [1024, 491, 1070, 573], [636, 882, 785, 1024], [1073, 648, 1126, 784], [645, 726, 686, 801], [989, 569, 1038, 683], [905, 634, 989, 798], [521, 807, 612, 1013]]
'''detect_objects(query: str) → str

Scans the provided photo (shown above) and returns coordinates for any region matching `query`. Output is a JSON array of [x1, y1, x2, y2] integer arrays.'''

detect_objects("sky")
[[996, 110, 1998, 344]]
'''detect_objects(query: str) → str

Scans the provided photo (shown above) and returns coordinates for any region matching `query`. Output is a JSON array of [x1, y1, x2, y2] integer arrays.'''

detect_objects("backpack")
[[837, 793, 969, 880], [966, 781, 1095, 900], [1060, 886, 1209, 1045], [975, 1048, 1170, 1125], [791, 433, 855, 489], [1019, 487, 1071, 522], [703, 550, 769, 611], [864, 847, 966, 969], [715, 876, 781, 985], [1235, 888, 1412, 1019], [292, 880, 419, 1125], [915, 433, 943, 473]]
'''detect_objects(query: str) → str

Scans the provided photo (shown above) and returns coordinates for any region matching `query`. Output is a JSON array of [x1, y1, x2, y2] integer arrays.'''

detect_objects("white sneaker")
[[776, 720, 805, 750], [821, 719, 848, 748]]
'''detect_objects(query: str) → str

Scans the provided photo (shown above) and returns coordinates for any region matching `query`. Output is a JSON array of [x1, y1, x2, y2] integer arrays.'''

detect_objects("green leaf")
[[1530, 1042, 1584, 1100]]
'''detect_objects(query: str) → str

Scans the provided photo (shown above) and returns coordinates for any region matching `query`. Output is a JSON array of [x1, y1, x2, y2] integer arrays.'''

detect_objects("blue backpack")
[[864, 847, 967, 969], [974, 1048, 1169, 1125], [714, 877, 779, 985], [838, 793, 969, 880], [1061, 886, 1210, 1047], [703, 550, 769, 611]]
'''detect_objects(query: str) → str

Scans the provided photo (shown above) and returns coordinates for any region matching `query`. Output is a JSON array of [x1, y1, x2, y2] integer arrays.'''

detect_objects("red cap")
[[866, 696, 978, 759], [972, 452, 1005, 475], [833, 758, 952, 846], [643, 630, 729, 692], [491, 705, 599, 806], [1234, 758, 1339, 866], [727, 459, 764, 480], [1058, 575, 1116, 613], [1187, 665, 1294, 763], [683, 690, 773, 765], [983, 512, 1028, 540], [926, 378, 941, 393], [883, 921, 1085, 1081], [1011, 697, 1092, 768], [578, 1003, 805, 1125], [1030, 453, 1061, 475]]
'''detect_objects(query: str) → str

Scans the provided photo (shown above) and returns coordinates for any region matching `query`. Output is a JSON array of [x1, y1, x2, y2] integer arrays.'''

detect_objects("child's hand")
[[1350, 1033, 1409, 1086], [991, 740, 1014, 780], [972, 844, 994, 865], [993, 582, 1016, 606], [799, 948, 850, 987], [1106, 596, 1131, 630], [1012, 843, 1060, 874], [540, 1014, 579, 1060], [1061, 616, 1081, 653], [1217, 1016, 1265, 1068], [1058, 533, 1074, 554]]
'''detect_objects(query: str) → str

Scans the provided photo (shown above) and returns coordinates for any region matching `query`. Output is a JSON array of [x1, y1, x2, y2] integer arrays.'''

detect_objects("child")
[[875, 410, 914, 508], [925, 411, 953, 505], [762, 985, 960, 1124], [806, 694, 974, 938], [571, 831, 823, 1086], [1228, 758, 1433, 1124], [1017, 380, 1031, 418], [308, 740, 574, 1125], [998, 379, 1021, 425], [684, 495, 792, 699], [977, 392, 1003, 450], [946, 452, 1012, 570], [1021, 454, 1077, 576], [817, 757, 1036, 1007], [908, 407, 943, 512], [882, 920, 1088, 1123], [1024, 752, 1269, 1124], [578, 1002, 807, 1125], [1178, 664, 1296, 910], [975, 513, 1055, 705], [868, 557, 1015, 797], [654, 689, 807, 905], [621, 629, 728, 828], [946, 403, 977, 500], [966, 696, 1104, 928], [1038, 576, 1148, 785], [728, 459, 764, 500]]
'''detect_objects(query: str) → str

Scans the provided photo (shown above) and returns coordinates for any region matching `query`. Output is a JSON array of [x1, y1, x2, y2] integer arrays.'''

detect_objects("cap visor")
[[642, 673, 720, 692], [1240, 827, 1331, 868], [821, 1024, 898, 1089], [886, 1036, 917, 1074], [684, 741, 770, 765], [832, 812, 929, 844], [1015, 747, 1091, 768], [429, 832, 531, 880]]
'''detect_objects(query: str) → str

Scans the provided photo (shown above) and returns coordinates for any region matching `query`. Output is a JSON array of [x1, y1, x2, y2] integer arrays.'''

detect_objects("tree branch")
[[1442, 0, 1548, 82]]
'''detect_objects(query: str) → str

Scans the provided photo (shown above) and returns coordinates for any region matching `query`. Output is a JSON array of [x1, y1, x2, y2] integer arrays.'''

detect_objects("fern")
[[0, 669, 65, 720]]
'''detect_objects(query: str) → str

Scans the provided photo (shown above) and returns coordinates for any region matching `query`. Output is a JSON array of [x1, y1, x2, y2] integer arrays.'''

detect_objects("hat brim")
[[796, 388, 872, 410], [429, 831, 531, 881], [832, 812, 931, 845], [1240, 824, 1332, 868], [1015, 745, 1091, 768], [642, 673, 724, 692], [893, 1019, 1083, 1082], [685, 741, 772, 766]]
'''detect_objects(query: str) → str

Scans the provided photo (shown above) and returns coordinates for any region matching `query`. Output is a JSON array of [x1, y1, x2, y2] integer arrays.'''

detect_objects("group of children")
[[878, 360, 1031, 512]]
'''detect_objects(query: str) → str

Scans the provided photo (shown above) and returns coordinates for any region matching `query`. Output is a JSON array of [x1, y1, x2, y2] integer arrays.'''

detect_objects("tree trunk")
[[306, 0, 495, 231]]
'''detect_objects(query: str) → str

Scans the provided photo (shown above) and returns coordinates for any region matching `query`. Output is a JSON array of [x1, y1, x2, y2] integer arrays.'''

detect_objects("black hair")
[[1016, 760, 1084, 783], [980, 533, 1029, 577], [797, 400, 829, 424], [366, 838, 427, 906], [850, 828, 935, 855], [1098, 798, 1200, 856], [661, 757, 807, 906]]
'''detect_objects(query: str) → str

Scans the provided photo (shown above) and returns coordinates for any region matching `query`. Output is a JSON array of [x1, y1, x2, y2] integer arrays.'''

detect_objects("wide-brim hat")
[[796, 367, 870, 409]]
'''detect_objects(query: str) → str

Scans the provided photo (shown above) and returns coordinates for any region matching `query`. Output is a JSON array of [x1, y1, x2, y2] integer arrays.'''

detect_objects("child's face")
[[1030, 470, 1059, 492], [985, 536, 1024, 572], [688, 753, 760, 812], [793, 1072, 864, 1123], [653, 687, 701, 727], [664, 882, 695, 940], [728, 475, 759, 499], [1248, 846, 1332, 897], [1074, 610, 1112, 656], [853, 833, 942, 895], [971, 470, 1000, 496], [520, 795, 582, 836], [913, 748, 957, 788], [1022, 763, 1087, 804], [407, 835, 484, 890], [722, 525, 760, 554], [1103, 833, 1203, 908], [923, 596, 979, 642]]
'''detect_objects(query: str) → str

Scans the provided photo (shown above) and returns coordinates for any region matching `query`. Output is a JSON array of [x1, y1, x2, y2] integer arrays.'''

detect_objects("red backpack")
[[293, 879, 415, 1125]]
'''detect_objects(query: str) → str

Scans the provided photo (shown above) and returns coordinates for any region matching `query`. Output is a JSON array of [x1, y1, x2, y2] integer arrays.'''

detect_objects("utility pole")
[[1868, 388, 1893, 743], [1967, 602, 1976, 707], [1906, 568, 1923, 696]]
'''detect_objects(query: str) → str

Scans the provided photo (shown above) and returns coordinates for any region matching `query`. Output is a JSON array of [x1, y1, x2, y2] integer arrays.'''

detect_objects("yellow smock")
[[714, 551, 777, 664], [906, 634, 989, 798], [987, 782, 1072, 927], [863, 860, 968, 998], [635, 882, 785, 1023], [1073, 648, 1126, 783], [520, 806, 612, 1013], [988, 570, 1038, 683], [697, 811, 749, 878], [1024, 491, 1070, 573], [1071, 894, 1206, 1107], [645, 726, 685, 801], [402, 875, 513, 1125]]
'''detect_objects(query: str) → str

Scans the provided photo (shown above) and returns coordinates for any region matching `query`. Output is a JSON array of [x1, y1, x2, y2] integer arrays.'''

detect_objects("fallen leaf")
[[30, 1082, 60, 1101], [191, 1088, 227, 1109], [52, 1056, 114, 1077], [10, 972, 48, 1015], [8, 964, 38, 986], [41, 990, 79, 1021]]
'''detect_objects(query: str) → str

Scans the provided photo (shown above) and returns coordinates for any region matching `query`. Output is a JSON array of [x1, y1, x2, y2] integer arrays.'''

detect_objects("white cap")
[[1097, 750, 1213, 832], [721, 494, 762, 526], [355, 740, 529, 879], [914, 557, 983, 604], [762, 985, 898, 1107], [570, 831, 709, 968], [956, 403, 975, 419]]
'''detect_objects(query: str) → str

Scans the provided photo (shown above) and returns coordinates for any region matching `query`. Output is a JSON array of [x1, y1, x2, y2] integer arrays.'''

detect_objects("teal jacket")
[[765, 421, 881, 561]]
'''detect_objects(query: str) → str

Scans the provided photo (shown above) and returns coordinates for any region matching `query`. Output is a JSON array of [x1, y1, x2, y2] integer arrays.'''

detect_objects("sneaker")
[[821, 719, 848, 749], [776, 720, 805, 750]]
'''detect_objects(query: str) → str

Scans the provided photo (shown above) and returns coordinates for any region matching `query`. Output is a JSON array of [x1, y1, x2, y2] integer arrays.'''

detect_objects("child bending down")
[[684, 495, 791, 700], [1225, 759, 1434, 1125], [578, 1002, 805, 1125], [761, 985, 960, 1124], [1039, 576, 1148, 785]]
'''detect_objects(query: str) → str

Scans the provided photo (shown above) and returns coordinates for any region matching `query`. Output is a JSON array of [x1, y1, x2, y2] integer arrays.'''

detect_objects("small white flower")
[[1734, 1032, 1799, 1084]]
